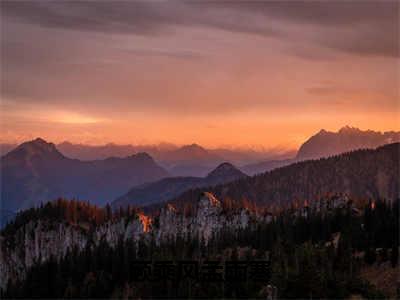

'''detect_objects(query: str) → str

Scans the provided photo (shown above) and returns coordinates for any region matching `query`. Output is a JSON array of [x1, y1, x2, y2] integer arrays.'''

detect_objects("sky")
[[1, 1, 399, 149]]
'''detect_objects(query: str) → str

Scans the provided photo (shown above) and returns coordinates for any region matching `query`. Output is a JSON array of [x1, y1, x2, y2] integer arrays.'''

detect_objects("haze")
[[1, 1, 399, 149]]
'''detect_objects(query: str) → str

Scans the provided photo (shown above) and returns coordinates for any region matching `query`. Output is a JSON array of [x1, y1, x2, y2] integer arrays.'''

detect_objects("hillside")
[[241, 158, 294, 176], [167, 143, 399, 209]]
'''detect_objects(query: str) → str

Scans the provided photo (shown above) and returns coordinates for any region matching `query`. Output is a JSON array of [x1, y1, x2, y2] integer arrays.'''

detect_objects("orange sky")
[[1, 2, 399, 149]]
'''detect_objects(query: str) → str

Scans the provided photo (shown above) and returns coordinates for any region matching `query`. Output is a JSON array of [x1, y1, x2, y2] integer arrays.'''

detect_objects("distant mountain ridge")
[[165, 143, 399, 210], [22, 141, 293, 176], [1, 138, 169, 211], [156, 143, 224, 176], [112, 162, 247, 208], [296, 126, 400, 160], [242, 126, 400, 175], [2, 127, 399, 211]]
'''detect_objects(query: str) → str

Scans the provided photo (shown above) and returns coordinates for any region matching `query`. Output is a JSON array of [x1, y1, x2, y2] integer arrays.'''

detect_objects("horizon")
[[1, 125, 398, 151], [1, 1, 399, 148]]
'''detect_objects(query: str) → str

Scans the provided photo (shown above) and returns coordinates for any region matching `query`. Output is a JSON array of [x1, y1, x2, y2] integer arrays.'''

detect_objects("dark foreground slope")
[[1, 196, 398, 299], [167, 143, 399, 210]]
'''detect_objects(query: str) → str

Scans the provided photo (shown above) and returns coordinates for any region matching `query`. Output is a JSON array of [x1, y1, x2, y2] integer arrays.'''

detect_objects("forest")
[[1, 197, 398, 298]]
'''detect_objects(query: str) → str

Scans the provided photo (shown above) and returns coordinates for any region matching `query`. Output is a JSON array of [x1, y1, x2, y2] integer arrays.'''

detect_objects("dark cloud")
[[1, 1, 172, 34], [220, 1, 398, 27], [122, 48, 203, 60], [1, 1, 279, 37], [230, 1, 398, 57], [2, 1, 398, 57]]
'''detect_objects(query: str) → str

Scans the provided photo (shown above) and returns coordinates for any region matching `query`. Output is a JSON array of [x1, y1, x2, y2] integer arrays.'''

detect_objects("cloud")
[[122, 48, 203, 60], [2, 1, 397, 57], [1, 1, 279, 37], [0, 1, 398, 123]]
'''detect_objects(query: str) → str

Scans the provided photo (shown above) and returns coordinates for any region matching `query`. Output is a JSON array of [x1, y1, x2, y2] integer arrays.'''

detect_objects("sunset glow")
[[1, 1, 398, 148]]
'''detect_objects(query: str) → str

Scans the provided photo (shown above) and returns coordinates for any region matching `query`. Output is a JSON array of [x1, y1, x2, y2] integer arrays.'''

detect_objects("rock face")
[[156, 192, 254, 245], [0, 192, 257, 289], [0, 216, 147, 289], [0, 221, 88, 289]]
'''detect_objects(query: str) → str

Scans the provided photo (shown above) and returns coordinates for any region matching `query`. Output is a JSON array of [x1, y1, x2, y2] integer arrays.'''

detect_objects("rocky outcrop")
[[156, 192, 251, 244], [0, 192, 261, 288], [0, 221, 88, 289], [1, 190, 365, 289], [0, 215, 148, 289]]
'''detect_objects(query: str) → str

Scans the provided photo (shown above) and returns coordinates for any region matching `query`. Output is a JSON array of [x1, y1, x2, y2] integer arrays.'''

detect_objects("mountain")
[[1, 145, 398, 298], [206, 162, 248, 182], [1, 138, 169, 211], [296, 126, 400, 160], [57, 141, 138, 160], [166, 143, 399, 210], [241, 126, 400, 175], [112, 162, 247, 208], [162, 143, 220, 162], [57, 141, 179, 161], [57, 141, 290, 177], [157, 144, 224, 176]]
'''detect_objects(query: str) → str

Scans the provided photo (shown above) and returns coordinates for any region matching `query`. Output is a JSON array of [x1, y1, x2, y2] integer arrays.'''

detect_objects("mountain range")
[[1, 142, 292, 176], [1, 126, 399, 213], [296, 126, 400, 160], [165, 142, 399, 210], [112, 162, 247, 209], [241, 126, 400, 175], [1, 138, 168, 211], [2, 127, 397, 177]]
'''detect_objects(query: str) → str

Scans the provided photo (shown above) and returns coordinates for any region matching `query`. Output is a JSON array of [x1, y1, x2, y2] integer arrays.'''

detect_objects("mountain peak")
[[131, 152, 154, 161], [179, 143, 206, 152], [206, 162, 247, 179], [296, 127, 400, 160], [338, 126, 361, 134], [188, 143, 201, 147], [166, 143, 221, 164], [208, 162, 236, 173], [28, 137, 58, 150], [317, 129, 328, 135], [8, 138, 64, 160], [32, 137, 48, 144]]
